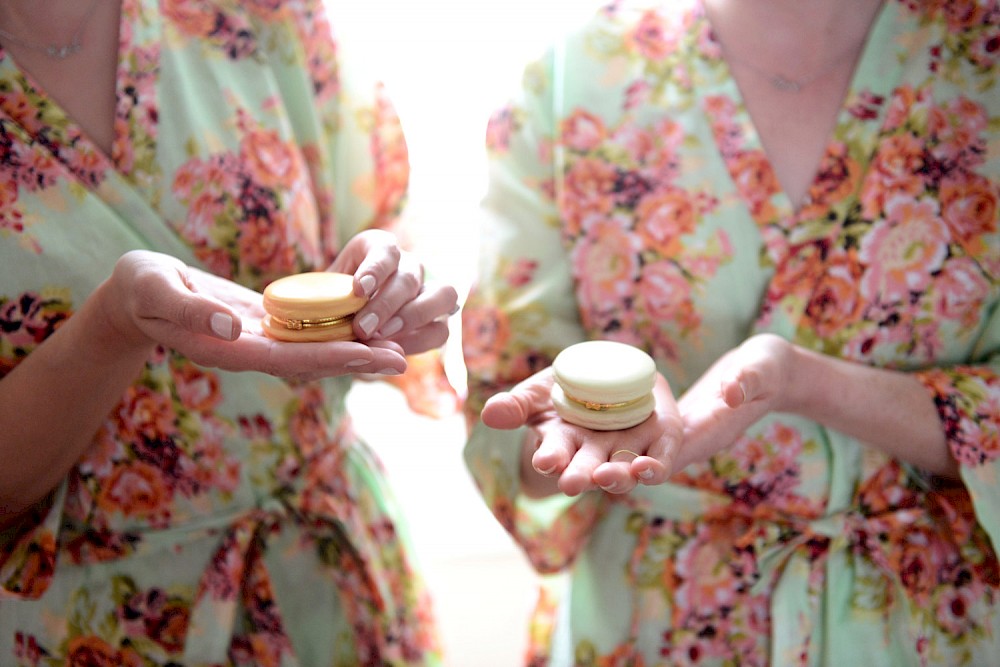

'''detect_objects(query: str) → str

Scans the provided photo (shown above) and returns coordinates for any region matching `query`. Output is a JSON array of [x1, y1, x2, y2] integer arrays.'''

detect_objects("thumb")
[[480, 369, 554, 430], [159, 272, 242, 342]]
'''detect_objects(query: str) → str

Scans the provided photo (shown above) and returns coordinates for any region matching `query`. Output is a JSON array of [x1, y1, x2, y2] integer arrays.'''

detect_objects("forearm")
[[782, 345, 957, 477], [0, 279, 154, 517]]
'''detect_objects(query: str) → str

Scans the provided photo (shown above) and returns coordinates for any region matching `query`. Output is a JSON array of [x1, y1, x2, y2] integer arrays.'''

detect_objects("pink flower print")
[[485, 105, 516, 153], [627, 9, 676, 61], [637, 260, 699, 332], [859, 196, 948, 302], [635, 187, 697, 257], [623, 80, 651, 110], [560, 109, 607, 152], [114, 385, 179, 443], [804, 252, 865, 338], [501, 258, 538, 288], [883, 86, 927, 132], [0, 179, 24, 233], [163, 0, 219, 38], [936, 585, 979, 636], [969, 27, 1000, 67], [461, 304, 511, 377], [934, 256, 990, 328], [571, 219, 641, 324], [172, 361, 222, 413], [560, 157, 617, 237], [237, 213, 298, 276], [673, 527, 741, 618]]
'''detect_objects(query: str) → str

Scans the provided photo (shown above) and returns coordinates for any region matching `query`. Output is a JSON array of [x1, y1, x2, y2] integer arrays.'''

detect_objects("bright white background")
[[326, 2, 601, 665]]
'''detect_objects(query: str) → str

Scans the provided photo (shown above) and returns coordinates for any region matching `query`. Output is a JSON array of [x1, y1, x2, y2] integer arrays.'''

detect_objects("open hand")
[[481, 366, 682, 497]]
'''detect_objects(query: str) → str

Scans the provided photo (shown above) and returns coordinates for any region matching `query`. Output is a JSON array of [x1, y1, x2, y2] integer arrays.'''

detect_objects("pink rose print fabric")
[[0, 1, 440, 665], [463, 1, 1000, 665]]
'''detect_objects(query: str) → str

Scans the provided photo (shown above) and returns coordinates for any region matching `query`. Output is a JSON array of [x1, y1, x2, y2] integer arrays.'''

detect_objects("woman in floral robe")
[[463, 1, 1000, 664], [0, 1, 455, 665]]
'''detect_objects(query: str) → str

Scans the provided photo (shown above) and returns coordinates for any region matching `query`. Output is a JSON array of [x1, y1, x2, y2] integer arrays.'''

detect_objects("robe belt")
[[618, 488, 923, 664], [63, 496, 396, 667]]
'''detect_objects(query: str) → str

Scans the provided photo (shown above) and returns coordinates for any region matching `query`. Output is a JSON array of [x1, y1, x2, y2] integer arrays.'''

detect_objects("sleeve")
[[288, 0, 456, 417], [461, 44, 608, 574], [916, 299, 1000, 553]]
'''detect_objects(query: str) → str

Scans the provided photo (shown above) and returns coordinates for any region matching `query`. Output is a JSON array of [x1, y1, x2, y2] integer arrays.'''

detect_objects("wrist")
[[82, 278, 156, 363]]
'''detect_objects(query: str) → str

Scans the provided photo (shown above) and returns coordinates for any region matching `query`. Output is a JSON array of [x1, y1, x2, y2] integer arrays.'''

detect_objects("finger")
[[132, 265, 243, 342], [480, 369, 555, 430], [375, 283, 459, 339], [387, 321, 450, 356], [593, 447, 642, 495], [558, 437, 611, 496], [329, 230, 402, 296], [354, 251, 424, 339]]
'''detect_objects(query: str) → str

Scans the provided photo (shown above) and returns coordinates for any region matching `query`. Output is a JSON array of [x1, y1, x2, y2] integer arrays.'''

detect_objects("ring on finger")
[[610, 449, 641, 462]]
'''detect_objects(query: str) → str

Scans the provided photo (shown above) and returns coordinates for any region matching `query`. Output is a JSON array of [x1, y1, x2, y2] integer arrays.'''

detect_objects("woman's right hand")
[[100, 250, 408, 380], [480, 366, 683, 498]]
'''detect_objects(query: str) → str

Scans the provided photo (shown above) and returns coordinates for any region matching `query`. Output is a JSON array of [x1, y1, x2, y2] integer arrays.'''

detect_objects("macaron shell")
[[552, 340, 656, 404], [551, 383, 655, 431], [262, 272, 367, 323]]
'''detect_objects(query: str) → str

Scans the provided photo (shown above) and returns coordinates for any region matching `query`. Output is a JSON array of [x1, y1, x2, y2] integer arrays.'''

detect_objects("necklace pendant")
[[770, 75, 802, 93], [46, 42, 80, 60]]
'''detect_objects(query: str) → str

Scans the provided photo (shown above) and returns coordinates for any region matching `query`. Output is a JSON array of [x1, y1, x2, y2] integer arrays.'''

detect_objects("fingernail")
[[379, 316, 403, 337], [359, 275, 377, 297], [638, 468, 654, 480], [346, 359, 369, 367], [600, 482, 620, 493], [536, 463, 556, 475], [449, 303, 460, 315], [210, 312, 234, 340], [739, 381, 748, 404], [357, 313, 379, 337], [376, 367, 402, 375]]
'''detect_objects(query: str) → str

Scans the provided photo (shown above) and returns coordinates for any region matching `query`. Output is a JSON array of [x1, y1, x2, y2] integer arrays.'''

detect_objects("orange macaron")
[[262, 272, 367, 342]]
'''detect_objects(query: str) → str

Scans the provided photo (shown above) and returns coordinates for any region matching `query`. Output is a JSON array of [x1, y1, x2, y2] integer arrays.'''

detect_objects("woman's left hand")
[[673, 333, 795, 472], [330, 229, 459, 355]]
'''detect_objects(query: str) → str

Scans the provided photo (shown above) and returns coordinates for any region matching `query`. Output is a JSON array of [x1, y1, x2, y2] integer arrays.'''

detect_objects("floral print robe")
[[463, 1, 1000, 665], [0, 1, 441, 665]]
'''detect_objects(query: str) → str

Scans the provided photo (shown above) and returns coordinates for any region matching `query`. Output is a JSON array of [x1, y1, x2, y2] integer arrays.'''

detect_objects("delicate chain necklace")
[[718, 37, 866, 93], [0, 0, 102, 60]]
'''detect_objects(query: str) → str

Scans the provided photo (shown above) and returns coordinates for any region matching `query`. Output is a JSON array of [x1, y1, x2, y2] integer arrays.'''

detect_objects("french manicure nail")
[[357, 313, 379, 337], [376, 368, 402, 376], [346, 359, 369, 367], [210, 312, 234, 340], [379, 317, 403, 337], [359, 275, 377, 297]]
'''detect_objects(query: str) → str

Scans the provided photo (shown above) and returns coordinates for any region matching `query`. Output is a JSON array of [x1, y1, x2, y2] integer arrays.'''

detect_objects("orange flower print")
[[561, 109, 607, 152], [461, 304, 512, 376], [635, 188, 697, 257], [163, 0, 218, 37], [728, 151, 780, 222], [637, 260, 699, 333], [115, 385, 178, 443], [805, 252, 865, 339], [860, 133, 927, 219], [237, 213, 298, 277], [171, 361, 222, 413], [571, 220, 641, 326], [803, 141, 860, 212], [97, 461, 172, 521], [859, 196, 949, 302], [65, 635, 119, 667], [627, 10, 675, 61], [240, 128, 302, 190], [560, 157, 618, 236], [940, 172, 998, 254], [673, 527, 740, 617], [8, 531, 56, 598]]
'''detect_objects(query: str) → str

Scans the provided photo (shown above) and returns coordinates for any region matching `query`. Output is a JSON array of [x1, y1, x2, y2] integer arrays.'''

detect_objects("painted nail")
[[638, 468, 654, 480], [357, 313, 379, 337], [210, 312, 234, 340], [376, 368, 402, 376], [346, 359, 369, 367], [600, 482, 621, 493], [359, 275, 377, 297], [379, 316, 403, 337], [536, 463, 557, 475]]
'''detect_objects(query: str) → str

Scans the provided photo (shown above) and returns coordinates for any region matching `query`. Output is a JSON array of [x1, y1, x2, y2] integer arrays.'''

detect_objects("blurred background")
[[327, 2, 601, 665]]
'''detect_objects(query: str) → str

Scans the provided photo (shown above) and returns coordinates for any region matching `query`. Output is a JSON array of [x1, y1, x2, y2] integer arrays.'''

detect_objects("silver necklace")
[[0, 0, 102, 60], [716, 39, 857, 93]]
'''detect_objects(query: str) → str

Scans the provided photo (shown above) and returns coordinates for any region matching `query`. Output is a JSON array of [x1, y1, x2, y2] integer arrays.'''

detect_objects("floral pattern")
[[0, 1, 439, 665], [463, 0, 1000, 664]]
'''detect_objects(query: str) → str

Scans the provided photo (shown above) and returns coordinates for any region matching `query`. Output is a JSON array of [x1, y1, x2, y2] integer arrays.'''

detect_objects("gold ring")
[[610, 449, 641, 461]]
